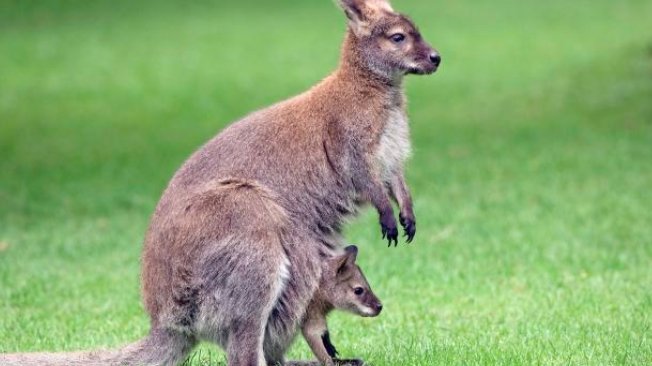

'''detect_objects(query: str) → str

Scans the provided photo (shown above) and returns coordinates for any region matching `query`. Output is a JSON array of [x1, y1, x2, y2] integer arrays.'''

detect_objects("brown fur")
[[0, 1, 438, 365]]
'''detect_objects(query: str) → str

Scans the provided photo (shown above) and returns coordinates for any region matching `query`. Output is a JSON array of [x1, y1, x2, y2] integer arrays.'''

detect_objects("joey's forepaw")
[[380, 215, 399, 247], [322, 331, 339, 358], [399, 213, 416, 243], [334, 359, 365, 366]]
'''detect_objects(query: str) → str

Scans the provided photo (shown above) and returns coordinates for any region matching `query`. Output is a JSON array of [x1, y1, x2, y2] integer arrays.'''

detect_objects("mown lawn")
[[1, 0, 651, 365]]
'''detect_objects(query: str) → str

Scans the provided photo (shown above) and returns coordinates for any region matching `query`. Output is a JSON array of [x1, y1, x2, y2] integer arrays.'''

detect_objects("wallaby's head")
[[321, 245, 383, 317], [336, 0, 440, 78]]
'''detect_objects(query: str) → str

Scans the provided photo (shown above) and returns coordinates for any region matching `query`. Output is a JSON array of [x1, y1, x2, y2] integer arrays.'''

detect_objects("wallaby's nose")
[[429, 53, 441, 67], [375, 303, 383, 313]]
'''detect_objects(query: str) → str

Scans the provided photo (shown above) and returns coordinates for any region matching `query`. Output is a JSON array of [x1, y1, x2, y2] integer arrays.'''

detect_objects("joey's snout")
[[363, 301, 383, 317], [429, 52, 441, 67], [372, 302, 383, 316], [354, 290, 384, 317], [364, 296, 383, 317]]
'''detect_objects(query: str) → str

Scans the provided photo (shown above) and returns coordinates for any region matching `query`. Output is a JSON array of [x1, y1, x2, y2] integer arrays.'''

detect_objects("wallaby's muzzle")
[[409, 46, 441, 75]]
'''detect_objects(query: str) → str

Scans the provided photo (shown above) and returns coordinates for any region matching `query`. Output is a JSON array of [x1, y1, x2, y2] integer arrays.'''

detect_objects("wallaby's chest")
[[375, 108, 411, 182]]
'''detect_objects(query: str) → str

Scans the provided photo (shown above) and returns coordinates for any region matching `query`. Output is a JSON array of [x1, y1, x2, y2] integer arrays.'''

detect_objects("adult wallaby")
[[1, 0, 439, 365], [301, 245, 382, 366]]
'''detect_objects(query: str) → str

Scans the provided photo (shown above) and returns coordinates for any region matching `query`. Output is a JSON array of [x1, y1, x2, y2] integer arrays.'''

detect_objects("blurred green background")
[[1, 0, 651, 365]]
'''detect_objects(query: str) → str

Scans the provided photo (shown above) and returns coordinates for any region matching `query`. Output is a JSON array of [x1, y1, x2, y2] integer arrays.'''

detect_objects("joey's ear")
[[344, 245, 358, 263], [336, 245, 358, 274], [335, 0, 393, 35]]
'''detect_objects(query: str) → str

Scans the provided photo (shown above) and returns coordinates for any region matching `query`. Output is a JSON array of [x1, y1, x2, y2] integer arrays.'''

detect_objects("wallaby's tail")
[[0, 328, 195, 366]]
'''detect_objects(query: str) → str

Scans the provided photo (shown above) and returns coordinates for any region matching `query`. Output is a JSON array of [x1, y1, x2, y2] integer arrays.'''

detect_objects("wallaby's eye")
[[390, 33, 406, 43], [354, 287, 364, 296]]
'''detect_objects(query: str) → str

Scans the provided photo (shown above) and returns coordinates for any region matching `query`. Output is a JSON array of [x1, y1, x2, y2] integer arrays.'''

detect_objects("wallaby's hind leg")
[[264, 236, 325, 366], [176, 179, 294, 366], [196, 232, 291, 366], [264, 347, 285, 366], [198, 236, 289, 366], [226, 320, 268, 366]]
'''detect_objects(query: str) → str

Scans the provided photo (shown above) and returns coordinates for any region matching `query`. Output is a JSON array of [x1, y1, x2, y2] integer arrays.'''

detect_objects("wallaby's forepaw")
[[380, 212, 399, 246], [399, 212, 416, 243]]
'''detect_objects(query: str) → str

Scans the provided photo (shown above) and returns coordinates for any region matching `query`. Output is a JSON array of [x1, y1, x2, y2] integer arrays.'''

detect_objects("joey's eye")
[[390, 33, 406, 43], [354, 287, 364, 296]]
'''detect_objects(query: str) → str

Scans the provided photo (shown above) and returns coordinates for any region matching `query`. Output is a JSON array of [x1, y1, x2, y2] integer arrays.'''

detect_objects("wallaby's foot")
[[399, 211, 416, 243], [380, 211, 398, 246]]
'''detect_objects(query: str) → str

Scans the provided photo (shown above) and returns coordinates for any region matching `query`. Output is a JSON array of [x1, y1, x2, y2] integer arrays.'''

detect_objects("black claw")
[[380, 214, 399, 247], [399, 215, 416, 244], [405, 224, 415, 243], [383, 225, 398, 247]]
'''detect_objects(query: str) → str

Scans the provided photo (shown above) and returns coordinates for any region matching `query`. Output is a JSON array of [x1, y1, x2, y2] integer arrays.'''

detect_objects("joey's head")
[[336, 0, 440, 80], [321, 245, 383, 317]]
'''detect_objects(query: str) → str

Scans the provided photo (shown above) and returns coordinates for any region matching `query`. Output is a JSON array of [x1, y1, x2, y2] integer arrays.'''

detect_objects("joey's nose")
[[429, 53, 441, 67], [375, 303, 383, 313]]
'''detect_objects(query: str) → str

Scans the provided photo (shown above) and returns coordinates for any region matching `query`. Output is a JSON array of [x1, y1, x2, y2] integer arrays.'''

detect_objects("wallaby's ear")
[[337, 0, 366, 25], [335, 245, 358, 274], [335, 0, 393, 35]]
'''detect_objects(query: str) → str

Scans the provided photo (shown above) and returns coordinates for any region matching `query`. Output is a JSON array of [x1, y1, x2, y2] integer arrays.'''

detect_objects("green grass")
[[1, 0, 651, 365]]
